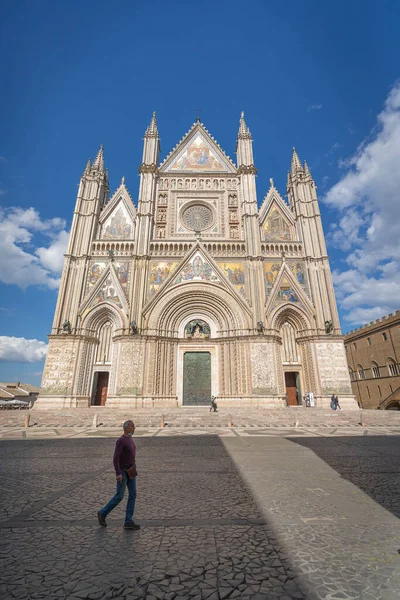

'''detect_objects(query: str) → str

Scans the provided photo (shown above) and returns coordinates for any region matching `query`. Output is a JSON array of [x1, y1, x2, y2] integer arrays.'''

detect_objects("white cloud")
[[36, 230, 70, 274], [0, 336, 48, 363], [324, 82, 400, 325], [308, 103, 323, 111], [0, 207, 69, 289]]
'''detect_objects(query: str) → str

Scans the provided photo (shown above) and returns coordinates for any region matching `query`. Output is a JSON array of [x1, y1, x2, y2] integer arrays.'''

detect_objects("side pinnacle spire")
[[145, 111, 158, 136], [92, 144, 104, 173], [291, 147, 303, 174], [304, 160, 312, 177], [238, 111, 252, 139]]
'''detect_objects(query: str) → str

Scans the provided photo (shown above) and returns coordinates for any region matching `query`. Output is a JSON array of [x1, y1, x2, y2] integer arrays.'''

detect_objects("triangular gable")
[[99, 181, 136, 240], [143, 243, 251, 314], [79, 263, 129, 315], [174, 250, 220, 283], [265, 263, 313, 316], [260, 199, 295, 242], [160, 123, 237, 174], [259, 183, 292, 224]]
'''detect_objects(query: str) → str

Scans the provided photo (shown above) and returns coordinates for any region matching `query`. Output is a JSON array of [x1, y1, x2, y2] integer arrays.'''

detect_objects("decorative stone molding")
[[138, 163, 158, 174], [237, 165, 257, 175]]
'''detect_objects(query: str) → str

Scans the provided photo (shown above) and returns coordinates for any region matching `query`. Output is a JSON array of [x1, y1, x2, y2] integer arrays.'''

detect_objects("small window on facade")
[[372, 362, 380, 378], [353, 342, 357, 350], [382, 332, 387, 341], [345, 345, 348, 353], [378, 385, 382, 396], [366, 386, 370, 398], [367, 337, 371, 345], [357, 365, 365, 380]]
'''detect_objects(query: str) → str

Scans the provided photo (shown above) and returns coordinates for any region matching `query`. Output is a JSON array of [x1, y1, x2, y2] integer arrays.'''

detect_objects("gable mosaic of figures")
[[36, 113, 358, 411]]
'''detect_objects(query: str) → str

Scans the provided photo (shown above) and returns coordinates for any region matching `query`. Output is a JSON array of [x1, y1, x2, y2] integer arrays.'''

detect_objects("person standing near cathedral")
[[97, 420, 140, 530]]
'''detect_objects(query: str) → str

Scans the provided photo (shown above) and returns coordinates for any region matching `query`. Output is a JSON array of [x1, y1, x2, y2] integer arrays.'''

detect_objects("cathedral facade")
[[37, 113, 357, 409]]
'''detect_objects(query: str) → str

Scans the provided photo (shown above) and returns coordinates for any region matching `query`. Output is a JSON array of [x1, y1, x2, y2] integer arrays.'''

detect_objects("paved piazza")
[[1, 429, 400, 600]]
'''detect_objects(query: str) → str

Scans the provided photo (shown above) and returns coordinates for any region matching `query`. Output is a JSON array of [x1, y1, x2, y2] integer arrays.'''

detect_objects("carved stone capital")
[[138, 163, 159, 174], [237, 164, 257, 175]]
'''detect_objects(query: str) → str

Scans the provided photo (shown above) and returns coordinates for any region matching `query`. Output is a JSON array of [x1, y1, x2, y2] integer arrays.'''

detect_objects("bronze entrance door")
[[183, 352, 211, 406], [94, 372, 109, 406]]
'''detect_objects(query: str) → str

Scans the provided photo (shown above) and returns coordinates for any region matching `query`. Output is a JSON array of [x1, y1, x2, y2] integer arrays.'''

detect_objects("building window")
[[353, 342, 357, 350], [387, 360, 399, 376], [382, 332, 388, 341], [345, 345, 348, 353], [366, 386, 370, 398], [372, 362, 380, 378], [357, 365, 365, 380], [349, 368, 356, 382], [378, 385, 382, 397], [367, 337, 371, 346]]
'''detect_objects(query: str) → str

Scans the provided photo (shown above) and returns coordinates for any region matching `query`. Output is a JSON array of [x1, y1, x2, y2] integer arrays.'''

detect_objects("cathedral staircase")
[[1, 407, 400, 430]]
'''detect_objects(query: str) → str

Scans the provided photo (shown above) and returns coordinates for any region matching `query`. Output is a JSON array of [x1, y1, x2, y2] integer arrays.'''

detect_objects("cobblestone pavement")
[[0, 434, 399, 600]]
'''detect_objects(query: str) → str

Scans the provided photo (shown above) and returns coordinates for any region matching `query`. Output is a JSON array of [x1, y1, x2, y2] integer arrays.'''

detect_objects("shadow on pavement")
[[0, 435, 316, 600]]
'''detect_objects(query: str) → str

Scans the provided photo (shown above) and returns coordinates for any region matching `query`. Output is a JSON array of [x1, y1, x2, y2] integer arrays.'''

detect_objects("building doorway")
[[92, 372, 109, 406], [285, 371, 301, 406], [183, 352, 211, 406]]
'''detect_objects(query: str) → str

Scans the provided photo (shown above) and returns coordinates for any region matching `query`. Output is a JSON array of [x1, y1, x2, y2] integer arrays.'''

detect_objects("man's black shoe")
[[97, 511, 107, 527], [124, 521, 141, 530]]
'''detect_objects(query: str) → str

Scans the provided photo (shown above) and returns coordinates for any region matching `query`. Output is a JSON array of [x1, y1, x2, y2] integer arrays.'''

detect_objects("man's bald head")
[[123, 420, 135, 432]]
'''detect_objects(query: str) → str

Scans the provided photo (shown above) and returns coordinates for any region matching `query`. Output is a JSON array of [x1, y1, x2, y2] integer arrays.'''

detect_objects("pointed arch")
[[144, 283, 251, 335], [82, 302, 126, 333], [269, 303, 312, 332]]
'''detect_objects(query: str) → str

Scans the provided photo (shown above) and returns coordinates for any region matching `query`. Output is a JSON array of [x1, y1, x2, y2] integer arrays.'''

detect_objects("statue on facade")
[[256, 321, 264, 333], [62, 320, 72, 334], [129, 321, 138, 335], [185, 319, 210, 338], [324, 320, 334, 334], [108, 248, 115, 262]]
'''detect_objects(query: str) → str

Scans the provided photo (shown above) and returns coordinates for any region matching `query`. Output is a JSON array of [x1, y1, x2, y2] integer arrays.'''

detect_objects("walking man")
[[210, 395, 218, 412], [334, 395, 342, 411], [97, 420, 140, 530]]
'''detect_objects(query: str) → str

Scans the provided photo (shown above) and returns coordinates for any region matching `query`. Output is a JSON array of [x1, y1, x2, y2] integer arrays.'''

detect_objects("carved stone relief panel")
[[315, 341, 352, 394], [116, 340, 144, 395], [41, 338, 78, 395], [250, 342, 277, 395]]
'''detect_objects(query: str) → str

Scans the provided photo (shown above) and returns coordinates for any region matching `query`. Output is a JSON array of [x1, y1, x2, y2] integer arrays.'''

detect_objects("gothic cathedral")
[[37, 113, 357, 410]]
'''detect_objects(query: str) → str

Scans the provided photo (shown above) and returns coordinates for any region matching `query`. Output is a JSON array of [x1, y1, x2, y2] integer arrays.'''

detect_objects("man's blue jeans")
[[99, 472, 136, 524]]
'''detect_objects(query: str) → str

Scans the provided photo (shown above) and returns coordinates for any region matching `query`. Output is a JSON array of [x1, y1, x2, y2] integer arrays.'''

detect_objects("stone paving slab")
[[1, 434, 400, 599]]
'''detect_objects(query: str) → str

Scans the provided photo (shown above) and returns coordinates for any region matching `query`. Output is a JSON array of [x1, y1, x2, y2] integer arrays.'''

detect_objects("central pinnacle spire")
[[92, 145, 104, 173], [291, 147, 303, 174], [145, 111, 158, 136], [238, 111, 252, 139]]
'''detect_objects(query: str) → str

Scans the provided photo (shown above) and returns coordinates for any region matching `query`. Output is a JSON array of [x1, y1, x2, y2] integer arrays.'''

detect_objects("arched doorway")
[[281, 322, 302, 405]]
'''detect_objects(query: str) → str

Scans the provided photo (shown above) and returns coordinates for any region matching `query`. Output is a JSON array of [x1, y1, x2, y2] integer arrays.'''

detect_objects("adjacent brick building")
[[344, 311, 400, 409]]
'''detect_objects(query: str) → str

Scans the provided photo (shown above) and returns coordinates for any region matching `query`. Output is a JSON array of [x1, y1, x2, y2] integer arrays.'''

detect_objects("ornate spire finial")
[[269, 177, 275, 188], [238, 111, 252, 139], [145, 111, 158, 136], [304, 160, 312, 177], [121, 176, 125, 185], [291, 147, 303, 174], [84, 157, 91, 174], [92, 145, 104, 173]]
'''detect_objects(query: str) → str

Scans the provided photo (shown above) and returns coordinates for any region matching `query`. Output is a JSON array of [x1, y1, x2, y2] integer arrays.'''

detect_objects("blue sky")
[[1, 0, 400, 385]]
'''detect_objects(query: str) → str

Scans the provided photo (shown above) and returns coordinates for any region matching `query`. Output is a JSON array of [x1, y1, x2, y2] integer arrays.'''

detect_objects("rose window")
[[182, 204, 213, 231]]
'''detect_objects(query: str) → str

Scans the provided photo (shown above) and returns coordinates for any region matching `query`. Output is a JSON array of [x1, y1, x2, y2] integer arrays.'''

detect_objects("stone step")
[[0, 407, 399, 429]]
